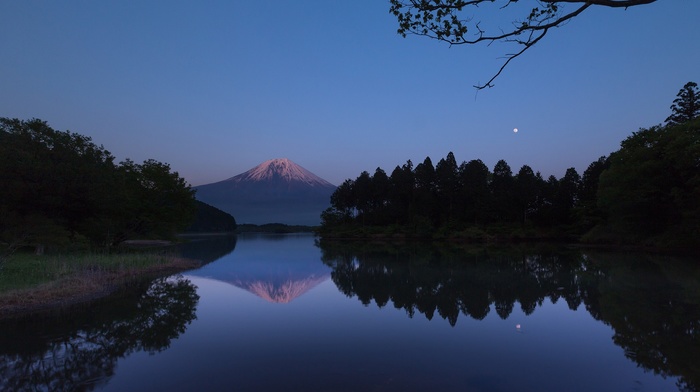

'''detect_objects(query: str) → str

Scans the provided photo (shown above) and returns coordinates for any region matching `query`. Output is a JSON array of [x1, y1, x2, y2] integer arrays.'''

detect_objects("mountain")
[[194, 158, 336, 225]]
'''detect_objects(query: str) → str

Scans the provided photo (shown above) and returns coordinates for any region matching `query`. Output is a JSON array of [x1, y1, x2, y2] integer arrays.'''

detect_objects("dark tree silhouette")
[[596, 119, 700, 243], [0, 118, 196, 249], [321, 152, 597, 239], [389, 0, 658, 89], [490, 159, 517, 222], [388, 160, 414, 224], [666, 81, 700, 126], [577, 156, 610, 229], [458, 159, 490, 225]]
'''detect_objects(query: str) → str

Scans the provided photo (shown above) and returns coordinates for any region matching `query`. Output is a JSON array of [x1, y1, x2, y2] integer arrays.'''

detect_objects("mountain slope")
[[194, 158, 336, 225]]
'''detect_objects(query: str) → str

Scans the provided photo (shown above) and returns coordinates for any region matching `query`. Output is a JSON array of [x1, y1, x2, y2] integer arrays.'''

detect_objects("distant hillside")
[[184, 200, 237, 233], [194, 158, 336, 225]]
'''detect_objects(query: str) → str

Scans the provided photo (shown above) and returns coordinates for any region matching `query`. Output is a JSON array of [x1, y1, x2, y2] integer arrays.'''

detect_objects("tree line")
[[0, 118, 197, 253], [321, 82, 700, 248], [321, 152, 598, 236]]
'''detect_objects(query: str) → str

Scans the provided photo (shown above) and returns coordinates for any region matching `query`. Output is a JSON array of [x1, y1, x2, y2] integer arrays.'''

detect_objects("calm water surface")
[[1, 234, 699, 391]]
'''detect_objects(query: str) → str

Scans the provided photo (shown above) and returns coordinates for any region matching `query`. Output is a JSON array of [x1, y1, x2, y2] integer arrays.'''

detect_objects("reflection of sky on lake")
[[97, 236, 683, 392], [185, 233, 330, 303]]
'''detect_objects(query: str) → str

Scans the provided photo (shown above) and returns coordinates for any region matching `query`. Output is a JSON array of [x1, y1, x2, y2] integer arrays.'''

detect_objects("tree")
[[117, 159, 196, 241], [389, 0, 657, 89], [354, 171, 373, 224], [413, 157, 438, 225], [490, 159, 517, 221], [577, 156, 610, 228], [0, 117, 196, 249], [458, 159, 490, 225], [553, 167, 581, 225], [435, 152, 459, 223], [370, 168, 391, 224], [515, 165, 541, 224], [597, 119, 700, 244], [388, 160, 414, 224], [0, 117, 118, 249], [666, 81, 700, 126]]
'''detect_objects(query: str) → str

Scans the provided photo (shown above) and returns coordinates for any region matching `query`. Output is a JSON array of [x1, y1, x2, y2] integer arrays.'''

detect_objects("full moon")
[[513, 128, 518, 133]]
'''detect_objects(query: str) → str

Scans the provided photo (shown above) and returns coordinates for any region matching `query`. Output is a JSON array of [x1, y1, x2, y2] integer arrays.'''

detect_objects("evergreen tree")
[[435, 152, 459, 224], [554, 168, 581, 225], [458, 159, 490, 225], [354, 171, 373, 224], [388, 161, 414, 224], [370, 168, 391, 224], [577, 156, 610, 228], [490, 160, 517, 222], [514, 165, 538, 224], [413, 157, 437, 224], [666, 81, 699, 126]]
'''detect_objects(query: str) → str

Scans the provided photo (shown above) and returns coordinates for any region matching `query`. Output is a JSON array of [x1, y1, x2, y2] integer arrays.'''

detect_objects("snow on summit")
[[227, 158, 334, 187]]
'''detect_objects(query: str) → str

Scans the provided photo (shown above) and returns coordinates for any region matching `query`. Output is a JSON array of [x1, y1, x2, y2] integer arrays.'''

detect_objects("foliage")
[[0, 118, 196, 250], [184, 201, 237, 233], [576, 156, 610, 229], [666, 81, 700, 126], [596, 118, 700, 246], [322, 85, 700, 250], [321, 151, 582, 239], [389, 0, 657, 89]]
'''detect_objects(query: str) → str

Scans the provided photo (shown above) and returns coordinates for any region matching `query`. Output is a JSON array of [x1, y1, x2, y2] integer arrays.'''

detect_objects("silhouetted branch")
[[390, 0, 658, 89]]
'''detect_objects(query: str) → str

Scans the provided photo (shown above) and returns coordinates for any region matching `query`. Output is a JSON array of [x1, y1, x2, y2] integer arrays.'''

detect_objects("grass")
[[0, 250, 201, 316]]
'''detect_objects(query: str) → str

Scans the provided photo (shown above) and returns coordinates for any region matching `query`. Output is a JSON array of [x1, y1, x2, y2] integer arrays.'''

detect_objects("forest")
[[320, 103, 700, 249], [0, 117, 198, 254]]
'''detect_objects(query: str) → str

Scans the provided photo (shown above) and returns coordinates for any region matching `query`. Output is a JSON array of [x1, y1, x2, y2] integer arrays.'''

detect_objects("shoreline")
[[0, 256, 201, 319]]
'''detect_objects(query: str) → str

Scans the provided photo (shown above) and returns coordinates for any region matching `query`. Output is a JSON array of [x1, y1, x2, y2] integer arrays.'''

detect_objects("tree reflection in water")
[[317, 240, 700, 391], [0, 275, 199, 391]]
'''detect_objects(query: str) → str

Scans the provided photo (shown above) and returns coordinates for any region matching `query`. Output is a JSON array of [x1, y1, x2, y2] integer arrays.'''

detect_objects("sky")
[[2, 1, 699, 187]]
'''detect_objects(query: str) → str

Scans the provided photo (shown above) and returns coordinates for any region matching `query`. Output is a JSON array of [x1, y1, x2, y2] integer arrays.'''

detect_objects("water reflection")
[[187, 234, 330, 303], [317, 240, 700, 391], [176, 234, 238, 265], [2, 236, 698, 392], [319, 241, 587, 324], [0, 276, 199, 391], [584, 251, 700, 392]]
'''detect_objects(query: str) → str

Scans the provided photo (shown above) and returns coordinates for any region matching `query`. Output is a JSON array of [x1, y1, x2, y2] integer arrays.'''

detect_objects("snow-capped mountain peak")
[[194, 158, 337, 225], [227, 158, 334, 187]]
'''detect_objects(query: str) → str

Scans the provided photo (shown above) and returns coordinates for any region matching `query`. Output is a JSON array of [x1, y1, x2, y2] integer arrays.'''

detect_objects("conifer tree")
[[666, 81, 699, 126]]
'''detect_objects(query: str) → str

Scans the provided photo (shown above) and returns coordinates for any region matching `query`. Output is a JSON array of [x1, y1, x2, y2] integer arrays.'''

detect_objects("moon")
[[513, 128, 518, 133]]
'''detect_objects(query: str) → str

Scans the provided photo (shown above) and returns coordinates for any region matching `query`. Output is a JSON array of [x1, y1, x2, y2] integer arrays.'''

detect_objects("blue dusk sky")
[[2, 1, 698, 186]]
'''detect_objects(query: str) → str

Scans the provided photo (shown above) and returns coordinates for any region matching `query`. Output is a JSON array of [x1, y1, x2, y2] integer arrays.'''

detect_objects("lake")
[[1, 233, 698, 391]]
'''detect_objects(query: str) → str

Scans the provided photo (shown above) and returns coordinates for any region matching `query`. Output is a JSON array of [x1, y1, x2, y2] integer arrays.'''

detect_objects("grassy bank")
[[0, 251, 200, 317]]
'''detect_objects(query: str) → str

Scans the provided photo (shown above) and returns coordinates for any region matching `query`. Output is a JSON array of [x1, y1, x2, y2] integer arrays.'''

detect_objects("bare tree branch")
[[477, 28, 548, 89]]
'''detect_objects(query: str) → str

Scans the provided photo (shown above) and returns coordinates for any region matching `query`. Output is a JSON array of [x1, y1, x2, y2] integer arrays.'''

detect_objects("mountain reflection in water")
[[185, 233, 330, 303], [1, 235, 698, 392]]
